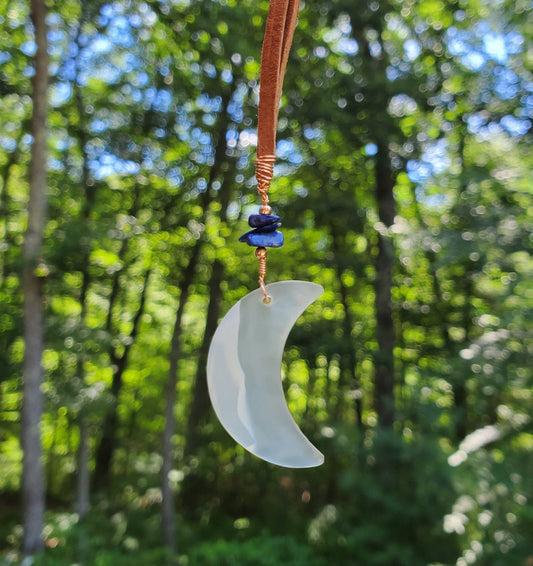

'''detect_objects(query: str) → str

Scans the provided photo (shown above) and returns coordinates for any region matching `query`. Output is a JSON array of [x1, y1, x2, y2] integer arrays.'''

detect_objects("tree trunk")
[[452, 127, 470, 440], [411, 185, 469, 440], [93, 268, 151, 491], [91, 191, 138, 491], [184, 258, 224, 456], [184, 150, 235, 457], [75, 418, 90, 563], [373, 144, 396, 428], [21, 0, 48, 557], [161, 240, 202, 555], [70, 5, 95, 526], [76, 419, 90, 518], [331, 232, 363, 427], [160, 84, 235, 556]]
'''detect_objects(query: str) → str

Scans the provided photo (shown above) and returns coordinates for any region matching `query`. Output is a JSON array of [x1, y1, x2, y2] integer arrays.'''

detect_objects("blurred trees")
[[0, 0, 531, 564]]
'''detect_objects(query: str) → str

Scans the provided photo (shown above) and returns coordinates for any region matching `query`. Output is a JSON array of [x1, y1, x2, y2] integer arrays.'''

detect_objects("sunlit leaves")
[[0, 0, 532, 562]]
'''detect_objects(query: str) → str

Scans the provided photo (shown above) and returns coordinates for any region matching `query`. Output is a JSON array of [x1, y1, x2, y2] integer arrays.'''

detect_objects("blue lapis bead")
[[248, 214, 281, 228], [239, 230, 284, 248], [253, 222, 281, 234]]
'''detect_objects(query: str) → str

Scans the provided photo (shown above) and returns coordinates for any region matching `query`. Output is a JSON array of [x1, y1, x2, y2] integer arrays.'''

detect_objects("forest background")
[[0, 0, 532, 564]]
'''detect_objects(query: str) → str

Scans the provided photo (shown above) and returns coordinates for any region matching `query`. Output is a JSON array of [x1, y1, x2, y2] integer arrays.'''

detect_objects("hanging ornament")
[[207, 0, 324, 468]]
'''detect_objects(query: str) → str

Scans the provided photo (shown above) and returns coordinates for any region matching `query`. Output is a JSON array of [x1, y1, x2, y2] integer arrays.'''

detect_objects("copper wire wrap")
[[254, 154, 276, 293], [255, 154, 276, 207], [255, 247, 271, 302]]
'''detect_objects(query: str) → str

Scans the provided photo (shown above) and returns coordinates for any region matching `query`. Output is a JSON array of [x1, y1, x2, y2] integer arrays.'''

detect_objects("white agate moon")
[[207, 280, 324, 468]]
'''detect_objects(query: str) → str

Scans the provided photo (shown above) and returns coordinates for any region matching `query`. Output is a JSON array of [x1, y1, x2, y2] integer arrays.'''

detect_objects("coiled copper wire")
[[255, 154, 276, 207], [255, 247, 271, 302], [254, 154, 276, 299]]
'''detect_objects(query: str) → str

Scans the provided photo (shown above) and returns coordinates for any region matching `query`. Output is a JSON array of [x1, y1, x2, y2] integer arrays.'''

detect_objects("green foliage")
[[308, 428, 460, 566], [187, 536, 326, 566], [1, 0, 532, 565], [1, 535, 324, 566]]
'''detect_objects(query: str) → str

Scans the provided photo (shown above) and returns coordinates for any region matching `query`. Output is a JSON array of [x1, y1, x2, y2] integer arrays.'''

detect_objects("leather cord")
[[255, 0, 300, 206], [253, 0, 300, 301]]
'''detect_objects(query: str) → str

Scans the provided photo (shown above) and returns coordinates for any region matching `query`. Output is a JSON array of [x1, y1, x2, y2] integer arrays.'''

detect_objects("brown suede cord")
[[252, 0, 299, 300], [255, 0, 300, 203]]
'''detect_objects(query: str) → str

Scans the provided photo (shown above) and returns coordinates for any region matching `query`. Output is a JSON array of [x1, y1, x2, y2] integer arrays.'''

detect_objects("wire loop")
[[255, 247, 271, 302]]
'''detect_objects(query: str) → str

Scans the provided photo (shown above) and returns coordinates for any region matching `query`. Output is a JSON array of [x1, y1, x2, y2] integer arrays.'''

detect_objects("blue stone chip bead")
[[252, 222, 281, 234], [248, 214, 281, 228], [239, 230, 284, 248]]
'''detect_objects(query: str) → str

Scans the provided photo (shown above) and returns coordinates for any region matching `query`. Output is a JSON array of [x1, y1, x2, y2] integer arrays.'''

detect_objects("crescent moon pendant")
[[207, 280, 324, 468]]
